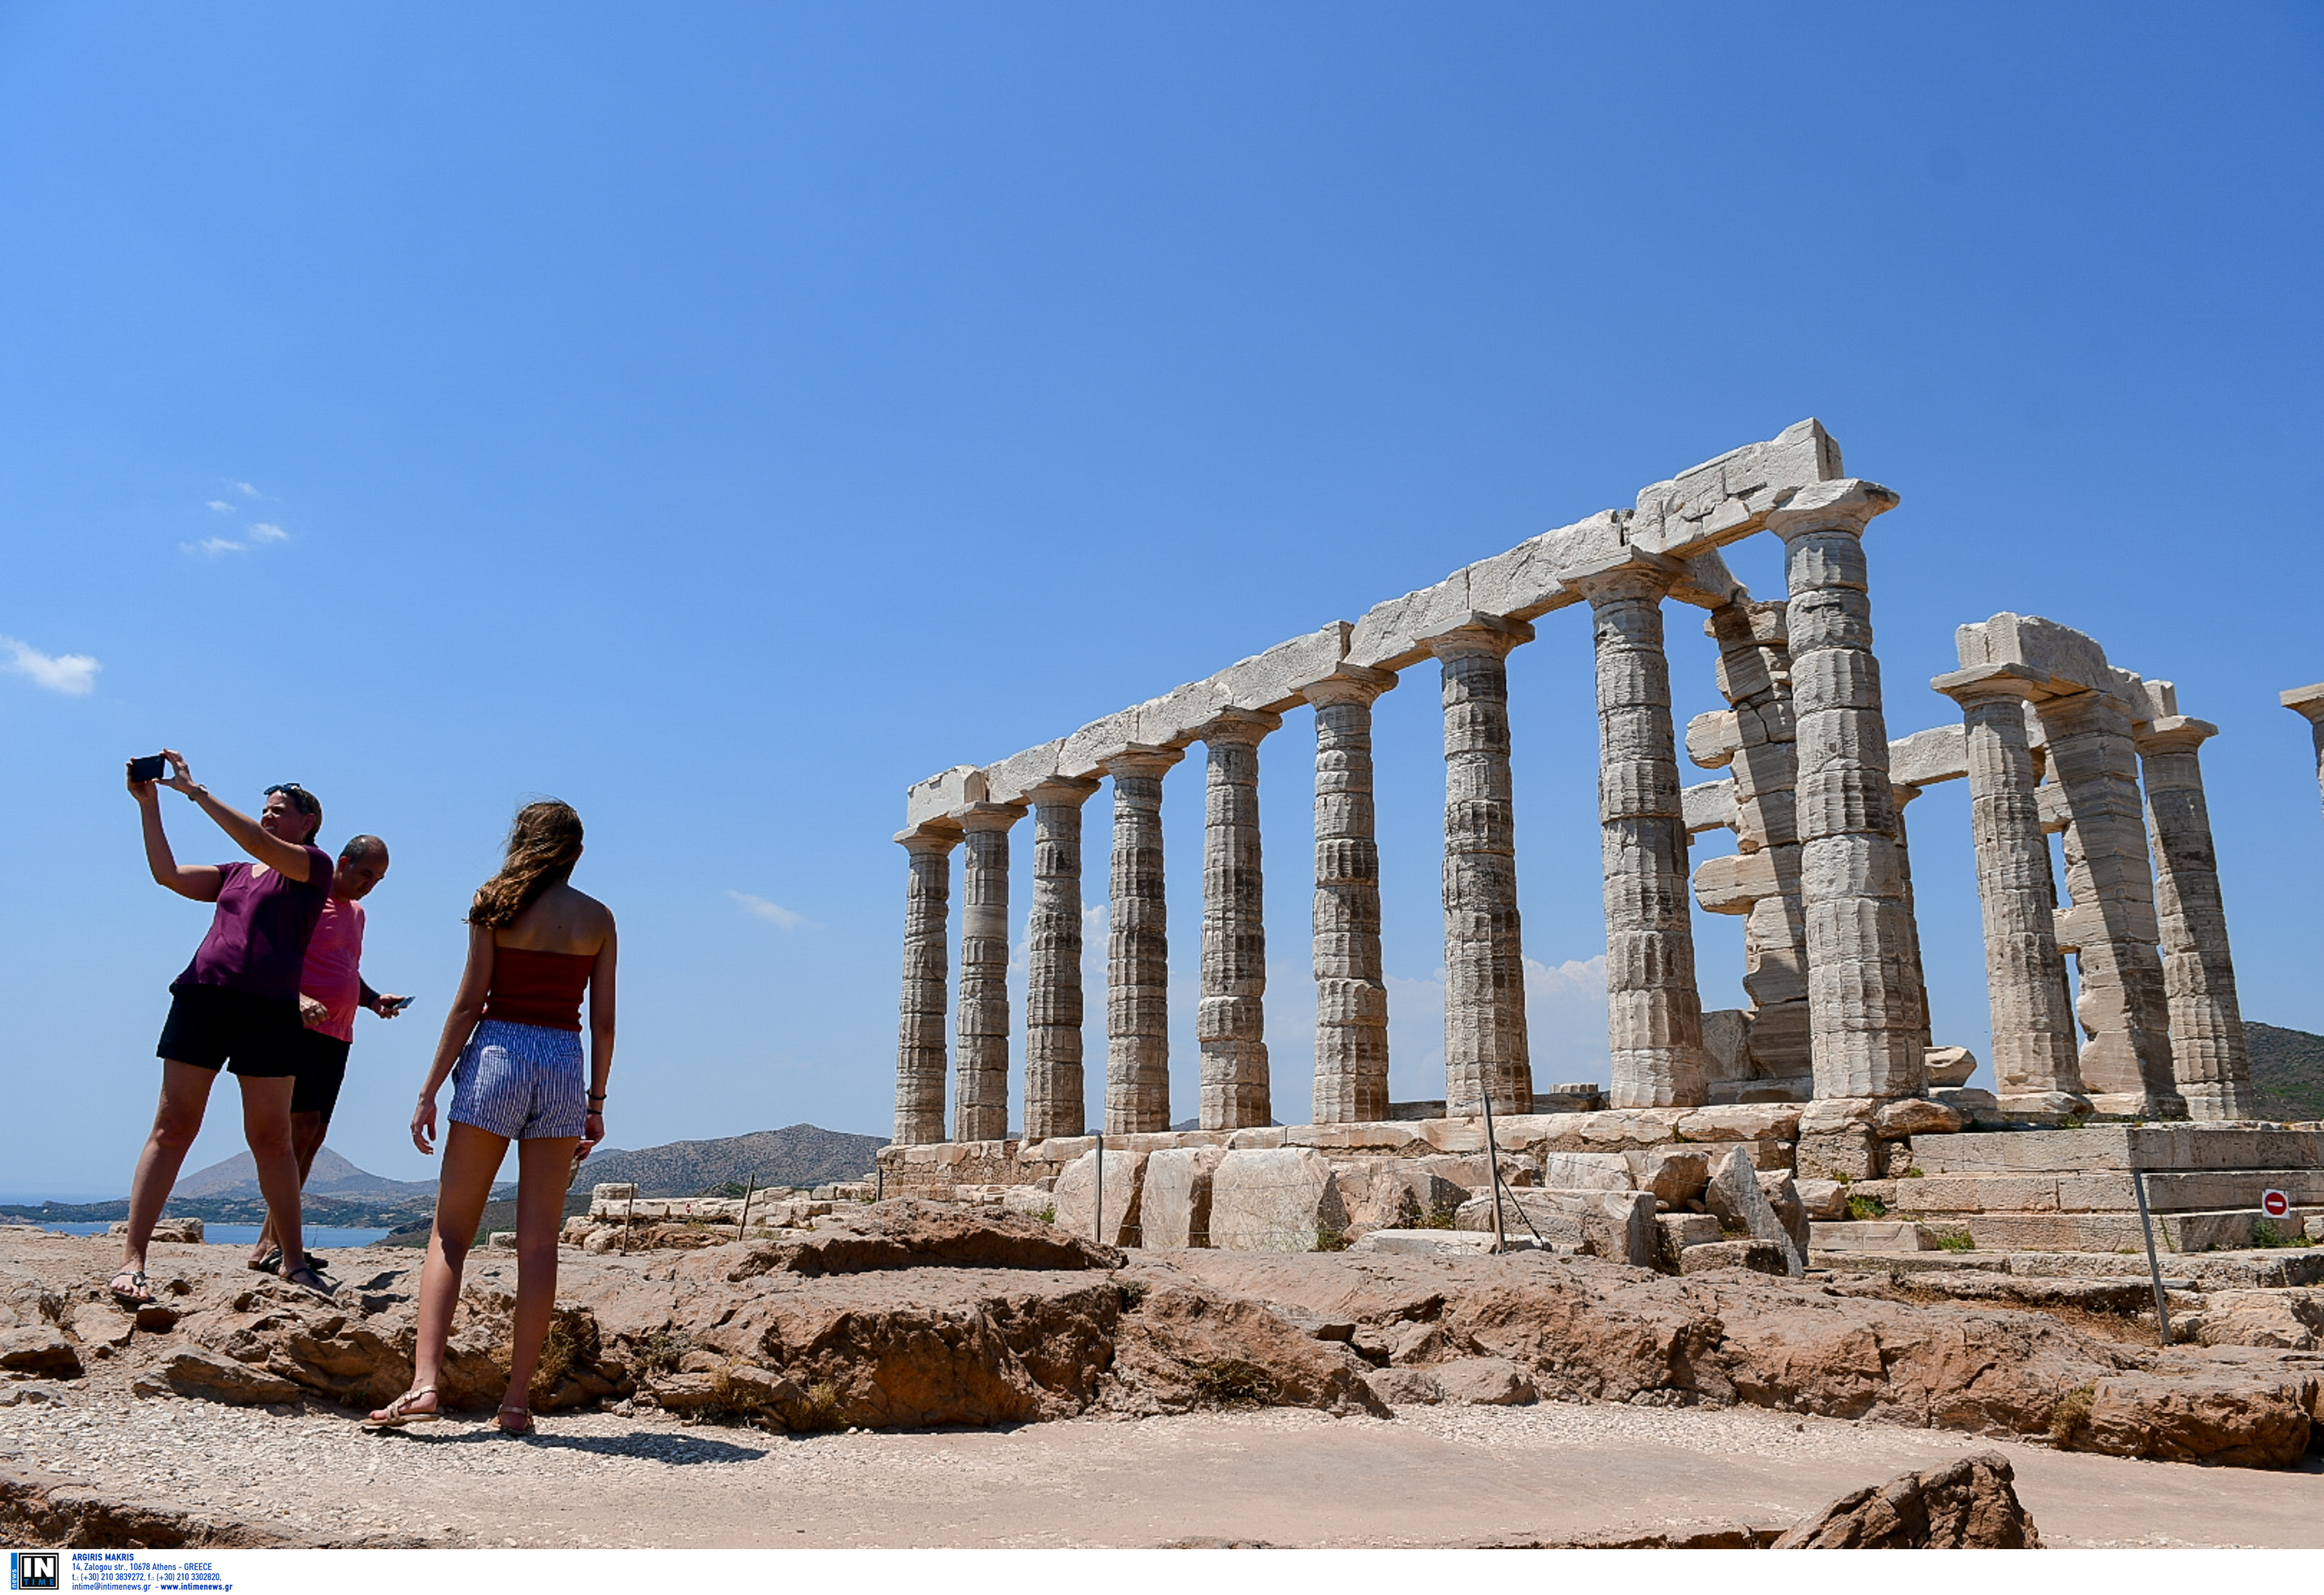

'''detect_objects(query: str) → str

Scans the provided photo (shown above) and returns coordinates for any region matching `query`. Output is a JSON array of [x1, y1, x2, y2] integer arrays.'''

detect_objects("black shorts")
[[290, 1030, 352, 1123], [157, 984, 304, 1078]]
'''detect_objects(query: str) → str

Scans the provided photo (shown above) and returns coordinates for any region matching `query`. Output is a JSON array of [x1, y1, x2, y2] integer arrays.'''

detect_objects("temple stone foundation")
[[884, 421, 2303, 1261]]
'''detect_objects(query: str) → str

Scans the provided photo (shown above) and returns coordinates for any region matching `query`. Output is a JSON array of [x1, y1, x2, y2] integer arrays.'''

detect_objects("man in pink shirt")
[[249, 835, 408, 1275]]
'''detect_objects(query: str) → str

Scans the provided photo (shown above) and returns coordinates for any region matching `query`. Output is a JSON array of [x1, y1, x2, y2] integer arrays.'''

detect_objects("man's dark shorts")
[[290, 1030, 353, 1124], [158, 984, 305, 1078]]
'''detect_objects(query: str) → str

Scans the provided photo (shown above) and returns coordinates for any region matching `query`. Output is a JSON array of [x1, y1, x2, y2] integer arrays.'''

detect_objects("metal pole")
[[737, 1178, 754, 1243], [1094, 1130, 1105, 1245], [624, 1190, 635, 1255], [2131, 1163, 2174, 1346], [1480, 1076, 1507, 1254]]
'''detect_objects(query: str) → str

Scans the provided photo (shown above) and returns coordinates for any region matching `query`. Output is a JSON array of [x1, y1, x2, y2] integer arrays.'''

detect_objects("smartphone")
[[382, 995, 414, 1014], [128, 755, 167, 782]]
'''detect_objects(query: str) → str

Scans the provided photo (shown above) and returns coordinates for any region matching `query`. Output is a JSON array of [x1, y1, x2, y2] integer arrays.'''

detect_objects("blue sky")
[[3, 4, 2319, 1199]]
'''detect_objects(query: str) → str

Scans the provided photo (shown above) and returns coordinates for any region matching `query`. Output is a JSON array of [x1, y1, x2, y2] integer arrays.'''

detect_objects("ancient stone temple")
[[886, 421, 2267, 1192]]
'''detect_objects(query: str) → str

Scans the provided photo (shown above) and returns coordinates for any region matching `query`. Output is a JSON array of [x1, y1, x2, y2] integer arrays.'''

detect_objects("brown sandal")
[[365, 1387, 440, 1428], [496, 1405, 535, 1436]]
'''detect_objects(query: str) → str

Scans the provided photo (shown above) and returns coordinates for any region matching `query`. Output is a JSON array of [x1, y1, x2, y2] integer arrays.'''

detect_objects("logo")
[[11, 1552, 59, 1592]]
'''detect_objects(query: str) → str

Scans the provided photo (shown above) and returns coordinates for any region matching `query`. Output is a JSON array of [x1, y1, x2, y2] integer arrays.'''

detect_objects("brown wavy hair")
[[468, 800, 584, 929]]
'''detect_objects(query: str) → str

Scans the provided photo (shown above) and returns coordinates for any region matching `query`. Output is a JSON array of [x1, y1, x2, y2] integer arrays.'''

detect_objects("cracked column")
[[1932, 668, 2084, 1106], [952, 802, 1024, 1144], [1425, 615, 1535, 1117], [2136, 713, 2253, 1120], [1567, 554, 1706, 1109], [1103, 747, 1183, 1134], [893, 823, 961, 1146], [2285, 684, 2324, 824], [1768, 480, 1922, 1101], [2038, 689, 2183, 1117], [1023, 777, 1101, 1140], [1300, 667, 1397, 1124], [1195, 710, 1280, 1131]]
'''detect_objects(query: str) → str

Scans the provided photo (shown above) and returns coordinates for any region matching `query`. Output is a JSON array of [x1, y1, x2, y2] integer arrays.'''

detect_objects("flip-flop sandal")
[[247, 1248, 282, 1275], [107, 1270, 153, 1308], [496, 1405, 535, 1436], [283, 1264, 336, 1300], [364, 1387, 440, 1429]]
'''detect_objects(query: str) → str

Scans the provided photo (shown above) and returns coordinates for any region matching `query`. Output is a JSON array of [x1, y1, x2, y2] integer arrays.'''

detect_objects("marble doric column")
[[1890, 784, 1933, 1059], [1768, 481, 1922, 1101], [2283, 684, 2324, 823], [1933, 671, 2084, 1102], [1301, 667, 1396, 1124], [2037, 689, 2183, 1117], [1023, 777, 1101, 1140], [2136, 716, 2253, 1120], [1569, 555, 1705, 1109], [952, 803, 1024, 1144], [893, 824, 960, 1146], [1425, 615, 1535, 1117], [1196, 710, 1281, 1131], [1103, 747, 1183, 1134]]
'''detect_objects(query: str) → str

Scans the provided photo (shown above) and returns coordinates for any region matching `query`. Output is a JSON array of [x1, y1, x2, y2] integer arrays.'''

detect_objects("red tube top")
[[482, 946, 593, 1031]]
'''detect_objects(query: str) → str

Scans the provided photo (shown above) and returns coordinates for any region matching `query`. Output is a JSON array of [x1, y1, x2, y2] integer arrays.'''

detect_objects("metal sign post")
[[1094, 1130, 1105, 1246], [1479, 1081, 1507, 1255], [2130, 1163, 2174, 1347]]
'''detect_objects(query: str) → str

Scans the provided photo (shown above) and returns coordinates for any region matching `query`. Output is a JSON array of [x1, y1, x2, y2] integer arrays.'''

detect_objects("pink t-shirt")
[[300, 896, 367, 1042]]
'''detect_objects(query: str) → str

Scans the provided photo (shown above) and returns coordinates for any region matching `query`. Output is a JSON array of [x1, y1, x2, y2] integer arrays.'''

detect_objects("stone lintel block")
[[1454, 1188, 1657, 1266], [1656, 1211, 1723, 1265], [1923, 1046, 1978, 1088], [2279, 682, 2324, 721], [1806, 1220, 1937, 1252], [1795, 1130, 1887, 1183], [1686, 709, 1742, 769], [1953, 614, 2114, 697], [1053, 1148, 1145, 1247], [977, 740, 1065, 807], [1693, 848, 1784, 914], [1887, 723, 1968, 789], [1140, 1145, 1227, 1247], [1227, 1126, 1288, 1150], [1139, 677, 1229, 749], [904, 765, 984, 829], [1536, 1151, 1636, 1191], [1209, 1146, 1346, 1252], [1628, 418, 1845, 561], [1055, 707, 1148, 780], [1285, 1122, 1423, 1153], [1666, 550, 1744, 612], [1208, 624, 1351, 715], [1886, 1173, 2062, 1214], [1671, 1104, 1804, 1143], [1554, 545, 1681, 596]]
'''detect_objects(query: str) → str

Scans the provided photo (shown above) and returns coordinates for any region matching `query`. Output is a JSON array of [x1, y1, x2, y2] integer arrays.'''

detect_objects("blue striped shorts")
[[448, 1019, 587, 1141]]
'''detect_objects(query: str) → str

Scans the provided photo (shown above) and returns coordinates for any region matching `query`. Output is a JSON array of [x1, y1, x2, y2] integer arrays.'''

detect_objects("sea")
[[31, 1222, 396, 1247]]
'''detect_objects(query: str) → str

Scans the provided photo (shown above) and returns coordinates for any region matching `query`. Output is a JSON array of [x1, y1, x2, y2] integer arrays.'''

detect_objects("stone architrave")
[[2135, 716, 2253, 1121], [2037, 689, 2183, 1116], [893, 824, 960, 1146], [952, 803, 1024, 1144], [1196, 709, 1281, 1131], [1424, 615, 1536, 1117], [1103, 747, 1183, 1135], [2282, 684, 2324, 824], [1567, 554, 1706, 1109], [1932, 669, 2083, 1101], [1023, 777, 1102, 1141], [1299, 667, 1398, 1124], [1766, 481, 1921, 1101]]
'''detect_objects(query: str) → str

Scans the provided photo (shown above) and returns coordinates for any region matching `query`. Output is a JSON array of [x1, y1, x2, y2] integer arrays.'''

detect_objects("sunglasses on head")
[[265, 782, 305, 795]]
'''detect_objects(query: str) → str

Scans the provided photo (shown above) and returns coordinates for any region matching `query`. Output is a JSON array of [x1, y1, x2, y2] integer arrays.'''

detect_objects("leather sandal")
[[282, 1264, 336, 1300], [108, 1269, 154, 1308], [365, 1387, 440, 1428], [496, 1405, 535, 1436]]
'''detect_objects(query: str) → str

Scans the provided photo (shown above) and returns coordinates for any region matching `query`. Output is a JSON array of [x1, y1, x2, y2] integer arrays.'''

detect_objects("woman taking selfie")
[[366, 800, 615, 1435]]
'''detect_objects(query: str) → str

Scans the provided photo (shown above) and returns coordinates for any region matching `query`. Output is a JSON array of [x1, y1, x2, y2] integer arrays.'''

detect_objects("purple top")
[[173, 847, 336, 1004]]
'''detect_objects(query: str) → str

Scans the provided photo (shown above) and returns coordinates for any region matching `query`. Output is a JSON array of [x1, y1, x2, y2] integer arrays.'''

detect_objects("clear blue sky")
[[3, 4, 2319, 1199]]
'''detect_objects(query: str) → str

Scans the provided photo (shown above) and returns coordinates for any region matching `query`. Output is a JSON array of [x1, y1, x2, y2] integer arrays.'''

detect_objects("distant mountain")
[[578, 1124, 882, 1196], [2248, 1022, 2324, 1123], [175, 1146, 438, 1202]]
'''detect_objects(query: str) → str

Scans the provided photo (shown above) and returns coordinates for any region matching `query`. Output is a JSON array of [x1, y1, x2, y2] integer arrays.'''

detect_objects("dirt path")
[[6, 1383, 2316, 1547]]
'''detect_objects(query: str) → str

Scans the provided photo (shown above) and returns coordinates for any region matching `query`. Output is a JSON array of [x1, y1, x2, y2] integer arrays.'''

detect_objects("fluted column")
[[1890, 783, 1932, 1059], [2284, 684, 2324, 824], [1196, 710, 1280, 1130], [1569, 556, 1705, 1109], [1024, 777, 1101, 1140], [1103, 747, 1183, 1134], [2136, 716, 2252, 1120], [1302, 668, 1396, 1124], [1768, 480, 1922, 1101], [1933, 672, 2084, 1101], [893, 824, 960, 1146], [2038, 689, 2183, 1116], [1426, 616, 1535, 1117], [953, 803, 1023, 1144]]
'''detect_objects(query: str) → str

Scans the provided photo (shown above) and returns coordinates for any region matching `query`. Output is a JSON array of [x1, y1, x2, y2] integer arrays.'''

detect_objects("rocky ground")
[[5, 1205, 2322, 1548]]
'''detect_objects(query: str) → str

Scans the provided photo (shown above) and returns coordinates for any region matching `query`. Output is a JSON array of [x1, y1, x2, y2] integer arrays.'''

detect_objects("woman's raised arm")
[[160, 751, 319, 882]]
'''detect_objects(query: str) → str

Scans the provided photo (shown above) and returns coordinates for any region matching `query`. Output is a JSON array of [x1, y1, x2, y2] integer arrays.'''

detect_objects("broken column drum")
[[2136, 717, 2252, 1121], [953, 804, 1021, 1144], [893, 826, 959, 1146], [1197, 710, 1280, 1131], [1431, 617, 1535, 1117], [1023, 777, 1101, 1141], [1105, 748, 1181, 1135], [1305, 670, 1395, 1125]]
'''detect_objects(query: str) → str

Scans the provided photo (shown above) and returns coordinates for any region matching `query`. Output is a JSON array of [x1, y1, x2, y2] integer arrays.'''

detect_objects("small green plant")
[[1901, 1166, 1924, 1179], [2250, 1219, 2310, 1249], [1844, 1192, 1888, 1221], [804, 1379, 845, 1428], [1671, 1130, 1694, 1144], [637, 1328, 691, 1377], [1932, 1230, 1976, 1253], [1188, 1359, 1279, 1411], [1117, 1279, 1150, 1310], [1312, 1220, 1351, 1253], [1035, 1203, 1057, 1224], [2047, 1381, 2095, 1446], [1416, 1201, 1460, 1231], [2061, 1115, 2088, 1131]]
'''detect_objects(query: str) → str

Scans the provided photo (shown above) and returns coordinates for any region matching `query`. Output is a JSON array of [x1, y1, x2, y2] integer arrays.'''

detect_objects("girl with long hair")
[[366, 800, 616, 1435]]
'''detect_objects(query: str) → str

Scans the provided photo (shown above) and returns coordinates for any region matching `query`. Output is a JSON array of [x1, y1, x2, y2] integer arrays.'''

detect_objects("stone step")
[[1806, 1220, 1939, 1252], [1908, 1124, 2323, 1177], [1885, 1168, 2324, 1215], [1962, 1206, 2324, 1255], [1811, 1246, 2324, 1290]]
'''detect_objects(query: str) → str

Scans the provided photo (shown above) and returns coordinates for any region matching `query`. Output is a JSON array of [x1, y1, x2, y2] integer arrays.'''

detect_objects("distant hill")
[[2248, 1022, 2324, 1123], [578, 1124, 882, 1196], [176, 1146, 438, 1202]]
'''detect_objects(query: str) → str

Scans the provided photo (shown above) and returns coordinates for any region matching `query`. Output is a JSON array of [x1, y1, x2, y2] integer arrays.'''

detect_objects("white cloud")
[[183, 536, 247, 556], [1, 636, 100, 696], [232, 482, 260, 497], [205, 500, 234, 513], [249, 522, 289, 542], [728, 890, 809, 930]]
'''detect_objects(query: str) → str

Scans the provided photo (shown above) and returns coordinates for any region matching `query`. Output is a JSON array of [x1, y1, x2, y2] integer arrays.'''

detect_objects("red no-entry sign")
[[2261, 1189, 2291, 1220]]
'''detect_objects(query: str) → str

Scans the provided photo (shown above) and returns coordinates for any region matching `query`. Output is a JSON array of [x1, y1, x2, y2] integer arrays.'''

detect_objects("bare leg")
[[373, 1121, 506, 1421], [250, 1112, 328, 1265], [116, 1062, 219, 1294], [502, 1135, 581, 1427], [240, 1075, 312, 1280]]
